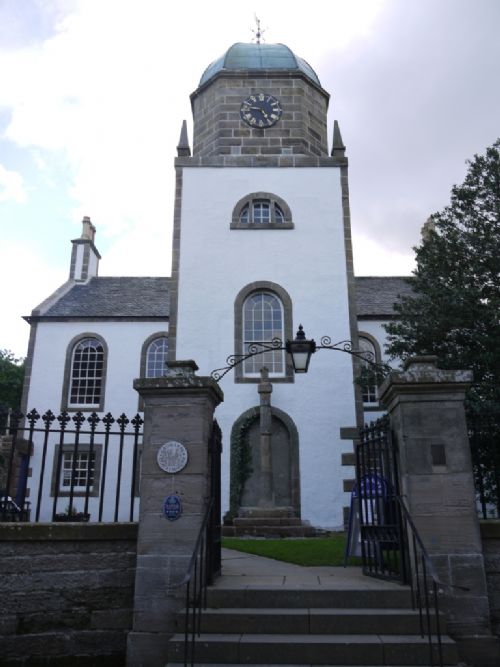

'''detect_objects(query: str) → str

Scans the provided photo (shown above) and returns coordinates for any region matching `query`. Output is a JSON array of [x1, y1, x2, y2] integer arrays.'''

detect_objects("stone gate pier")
[[379, 355, 499, 665], [127, 360, 223, 667]]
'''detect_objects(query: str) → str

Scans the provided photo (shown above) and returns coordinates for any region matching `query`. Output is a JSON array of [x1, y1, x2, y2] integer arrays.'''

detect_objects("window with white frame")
[[243, 292, 285, 376], [51, 443, 102, 497], [145, 336, 168, 377], [239, 200, 285, 224], [61, 450, 95, 491], [68, 337, 105, 407], [231, 192, 293, 229], [358, 336, 379, 404]]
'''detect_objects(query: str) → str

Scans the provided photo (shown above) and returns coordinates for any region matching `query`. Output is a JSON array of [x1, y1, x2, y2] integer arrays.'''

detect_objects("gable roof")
[[27, 275, 412, 322], [355, 276, 414, 318], [30, 277, 171, 319]]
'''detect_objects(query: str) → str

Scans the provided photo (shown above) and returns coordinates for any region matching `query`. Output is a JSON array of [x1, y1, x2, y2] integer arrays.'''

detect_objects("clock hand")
[[250, 106, 269, 118]]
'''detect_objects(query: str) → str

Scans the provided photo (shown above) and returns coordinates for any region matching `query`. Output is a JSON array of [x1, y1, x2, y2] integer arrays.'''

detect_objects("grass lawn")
[[222, 534, 362, 567]]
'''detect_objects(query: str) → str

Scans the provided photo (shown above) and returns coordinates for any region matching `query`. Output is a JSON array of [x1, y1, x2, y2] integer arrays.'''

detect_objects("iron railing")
[[169, 420, 222, 667], [0, 408, 143, 523], [469, 410, 500, 519], [169, 498, 218, 667], [355, 416, 467, 667], [396, 496, 445, 667]]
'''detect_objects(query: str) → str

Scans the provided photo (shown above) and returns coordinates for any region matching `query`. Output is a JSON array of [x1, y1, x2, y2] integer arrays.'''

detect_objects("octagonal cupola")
[[190, 42, 330, 158]]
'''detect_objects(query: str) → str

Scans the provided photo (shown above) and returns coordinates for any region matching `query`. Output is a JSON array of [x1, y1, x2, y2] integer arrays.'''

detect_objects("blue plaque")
[[163, 494, 182, 521]]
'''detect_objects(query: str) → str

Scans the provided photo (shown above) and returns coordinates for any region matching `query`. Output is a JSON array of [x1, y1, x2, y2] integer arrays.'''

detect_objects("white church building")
[[20, 42, 412, 530]]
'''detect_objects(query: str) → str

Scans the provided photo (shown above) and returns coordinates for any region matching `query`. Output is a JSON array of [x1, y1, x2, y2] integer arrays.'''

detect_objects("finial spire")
[[252, 15, 265, 44], [331, 120, 346, 157], [177, 120, 191, 157]]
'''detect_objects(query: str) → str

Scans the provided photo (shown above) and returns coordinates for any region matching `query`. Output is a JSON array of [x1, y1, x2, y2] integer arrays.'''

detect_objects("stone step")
[[181, 607, 438, 635], [233, 517, 304, 526], [206, 587, 413, 610], [238, 507, 295, 518], [167, 633, 458, 665], [226, 525, 317, 538]]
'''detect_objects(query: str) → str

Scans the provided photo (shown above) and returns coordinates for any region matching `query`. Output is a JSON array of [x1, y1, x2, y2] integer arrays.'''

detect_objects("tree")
[[0, 350, 25, 412], [385, 140, 500, 511]]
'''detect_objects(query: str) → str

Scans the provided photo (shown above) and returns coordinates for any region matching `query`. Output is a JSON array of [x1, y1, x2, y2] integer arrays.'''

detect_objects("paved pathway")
[[218, 548, 405, 591]]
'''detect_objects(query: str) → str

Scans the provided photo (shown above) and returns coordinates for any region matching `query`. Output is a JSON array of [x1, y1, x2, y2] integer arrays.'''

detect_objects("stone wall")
[[191, 73, 329, 157], [482, 521, 500, 637], [0, 522, 137, 666]]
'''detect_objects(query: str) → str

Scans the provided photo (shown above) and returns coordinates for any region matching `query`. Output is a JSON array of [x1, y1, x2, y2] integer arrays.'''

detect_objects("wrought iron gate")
[[355, 415, 409, 583], [355, 416, 449, 666], [207, 419, 222, 582]]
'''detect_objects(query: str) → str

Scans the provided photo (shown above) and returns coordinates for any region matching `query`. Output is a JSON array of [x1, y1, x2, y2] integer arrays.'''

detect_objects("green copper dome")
[[199, 42, 321, 88]]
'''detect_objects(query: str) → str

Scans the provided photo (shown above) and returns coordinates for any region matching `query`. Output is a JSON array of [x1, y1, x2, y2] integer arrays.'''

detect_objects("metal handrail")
[[395, 496, 469, 667], [355, 417, 468, 667], [167, 498, 215, 667]]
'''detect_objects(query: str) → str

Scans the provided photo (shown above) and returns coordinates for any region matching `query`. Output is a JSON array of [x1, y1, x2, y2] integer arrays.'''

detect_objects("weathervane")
[[252, 15, 265, 44]]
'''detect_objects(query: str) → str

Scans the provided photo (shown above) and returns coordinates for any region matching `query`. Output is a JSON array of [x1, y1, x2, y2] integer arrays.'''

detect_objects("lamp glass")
[[290, 350, 310, 373]]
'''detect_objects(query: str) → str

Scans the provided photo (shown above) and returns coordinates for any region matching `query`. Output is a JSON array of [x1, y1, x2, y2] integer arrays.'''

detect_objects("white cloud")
[[0, 241, 66, 357], [1, 0, 499, 355], [1, 0, 388, 241], [353, 232, 415, 277], [0, 164, 26, 202]]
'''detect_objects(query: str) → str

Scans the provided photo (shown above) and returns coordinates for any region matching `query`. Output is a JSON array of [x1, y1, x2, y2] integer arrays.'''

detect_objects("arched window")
[[358, 335, 380, 405], [67, 336, 106, 408], [234, 282, 294, 383], [146, 336, 168, 377], [231, 192, 293, 229], [243, 292, 284, 376], [239, 200, 285, 225]]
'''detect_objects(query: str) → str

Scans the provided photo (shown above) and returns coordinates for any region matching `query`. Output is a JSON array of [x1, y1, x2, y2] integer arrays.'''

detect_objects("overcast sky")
[[1, 0, 499, 358]]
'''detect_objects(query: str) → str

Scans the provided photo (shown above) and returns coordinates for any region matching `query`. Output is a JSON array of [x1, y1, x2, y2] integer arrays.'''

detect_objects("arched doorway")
[[229, 406, 300, 519]]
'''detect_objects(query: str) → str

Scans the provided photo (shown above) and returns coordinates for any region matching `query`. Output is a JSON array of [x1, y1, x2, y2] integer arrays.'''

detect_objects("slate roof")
[[355, 276, 414, 318], [30, 275, 412, 321], [36, 277, 171, 319]]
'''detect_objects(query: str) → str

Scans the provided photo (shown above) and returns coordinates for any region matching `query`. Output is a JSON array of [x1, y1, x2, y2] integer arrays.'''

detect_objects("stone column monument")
[[379, 356, 497, 665], [258, 367, 273, 507], [127, 360, 223, 667]]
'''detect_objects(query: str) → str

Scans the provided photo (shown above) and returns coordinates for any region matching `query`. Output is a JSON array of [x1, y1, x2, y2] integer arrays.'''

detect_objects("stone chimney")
[[69, 216, 101, 281]]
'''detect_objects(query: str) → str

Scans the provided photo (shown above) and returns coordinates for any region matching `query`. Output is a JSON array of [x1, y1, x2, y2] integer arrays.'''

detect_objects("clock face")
[[240, 93, 282, 128]]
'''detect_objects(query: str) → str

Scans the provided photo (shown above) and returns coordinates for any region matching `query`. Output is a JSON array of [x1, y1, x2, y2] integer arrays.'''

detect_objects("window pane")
[[69, 338, 104, 406], [359, 337, 378, 404], [239, 203, 249, 223], [61, 451, 95, 490], [146, 336, 169, 378], [253, 201, 270, 223], [275, 204, 284, 223], [243, 292, 284, 375]]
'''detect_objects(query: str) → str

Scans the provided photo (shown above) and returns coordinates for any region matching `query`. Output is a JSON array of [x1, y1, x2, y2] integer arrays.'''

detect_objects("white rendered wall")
[[175, 167, 357, 529], [25, 319, 168, 521], [88, 249, 99, 277], [73, 246, 84, 280]]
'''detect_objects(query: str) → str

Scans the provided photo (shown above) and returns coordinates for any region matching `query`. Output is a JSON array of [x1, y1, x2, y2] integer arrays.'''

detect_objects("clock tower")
[[169, 42, 360, 530]]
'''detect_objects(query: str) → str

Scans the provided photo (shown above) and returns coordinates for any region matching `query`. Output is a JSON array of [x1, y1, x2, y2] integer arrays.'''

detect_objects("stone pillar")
[[379, 356, 497, 665], [126, 361, 223, 667], [258, 367, 273, 506]]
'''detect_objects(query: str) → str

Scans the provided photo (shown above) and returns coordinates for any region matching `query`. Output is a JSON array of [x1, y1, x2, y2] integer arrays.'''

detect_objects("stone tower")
[[169, 42, 360, 529]]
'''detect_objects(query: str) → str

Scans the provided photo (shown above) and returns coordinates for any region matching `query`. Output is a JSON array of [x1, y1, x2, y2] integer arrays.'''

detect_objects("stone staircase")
[[222, 507, 317, 538], [166, 580, 459, 666]]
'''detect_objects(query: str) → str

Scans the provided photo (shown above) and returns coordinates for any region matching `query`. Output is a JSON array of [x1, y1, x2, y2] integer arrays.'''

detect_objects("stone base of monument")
[[222, 506, 317, 537]]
